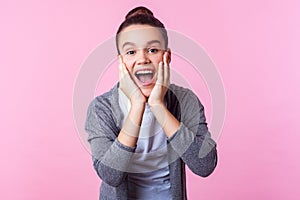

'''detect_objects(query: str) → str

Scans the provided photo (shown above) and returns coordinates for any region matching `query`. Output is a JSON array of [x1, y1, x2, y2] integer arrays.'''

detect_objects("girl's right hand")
[[118, 56, 147, 106]]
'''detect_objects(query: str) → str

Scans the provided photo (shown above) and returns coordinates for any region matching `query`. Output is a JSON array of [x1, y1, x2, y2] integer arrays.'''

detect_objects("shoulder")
[[169, 84, 193, 94], [85, 84, 121, 140], [168, 84, 201, 104], [165, 84, 204, 120], [87, 84, 119, 114]]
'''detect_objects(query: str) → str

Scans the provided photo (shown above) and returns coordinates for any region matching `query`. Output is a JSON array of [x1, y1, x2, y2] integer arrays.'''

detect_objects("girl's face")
[[118, 24, 170, 97]]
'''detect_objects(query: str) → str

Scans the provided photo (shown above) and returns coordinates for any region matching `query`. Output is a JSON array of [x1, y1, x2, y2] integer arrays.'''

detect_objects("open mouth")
[[135, 69, 155, 84]]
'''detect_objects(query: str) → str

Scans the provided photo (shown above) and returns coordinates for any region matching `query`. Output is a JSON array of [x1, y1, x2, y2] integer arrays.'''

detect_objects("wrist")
[[148, 99, 164, 108], [150, 103, 180, 138], [131, 101, 146, 111]]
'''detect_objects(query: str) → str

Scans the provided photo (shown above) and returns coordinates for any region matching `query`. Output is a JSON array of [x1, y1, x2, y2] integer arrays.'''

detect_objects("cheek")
[[151, 54, 164, 65], [123, 60, 135, 71], [153, 55, 164, 68]]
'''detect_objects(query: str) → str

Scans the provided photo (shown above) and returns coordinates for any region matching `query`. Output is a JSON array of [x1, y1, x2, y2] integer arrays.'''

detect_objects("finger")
[[157, 61, 164, 85], [118, 55, 123, 65], [163, 52, 169, 86], [164, 61, 170, 87], [119, 62, 129, 82], [118, 56, 128, 74], [167, 48, 171, 64], [163, 51, 168, 66], [118, 62, 123, 80], [118, 55, 125, 79], [121, 63, 136, 87]]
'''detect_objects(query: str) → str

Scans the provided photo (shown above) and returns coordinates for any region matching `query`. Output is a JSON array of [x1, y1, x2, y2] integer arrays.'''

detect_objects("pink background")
[[1, 0, 299, 199]]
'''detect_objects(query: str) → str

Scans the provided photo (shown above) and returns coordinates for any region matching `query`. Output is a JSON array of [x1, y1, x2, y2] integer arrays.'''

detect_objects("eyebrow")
[[122, 40, 162, 49]]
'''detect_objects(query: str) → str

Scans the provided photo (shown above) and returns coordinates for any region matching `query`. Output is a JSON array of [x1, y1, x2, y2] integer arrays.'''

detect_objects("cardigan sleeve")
[[84, 97, 136, 187], [167, 90, 218, 177]]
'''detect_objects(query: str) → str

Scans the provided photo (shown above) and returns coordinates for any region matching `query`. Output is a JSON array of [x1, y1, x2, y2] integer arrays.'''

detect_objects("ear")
[[167, 48, 171, 64]]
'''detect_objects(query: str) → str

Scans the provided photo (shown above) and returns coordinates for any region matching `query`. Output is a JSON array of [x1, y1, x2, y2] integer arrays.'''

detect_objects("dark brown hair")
[[116, 6, 168, 54]]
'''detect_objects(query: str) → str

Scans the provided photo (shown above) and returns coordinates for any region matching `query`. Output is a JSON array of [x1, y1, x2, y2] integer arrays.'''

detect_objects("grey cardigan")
[[85, 83, 217, 200]]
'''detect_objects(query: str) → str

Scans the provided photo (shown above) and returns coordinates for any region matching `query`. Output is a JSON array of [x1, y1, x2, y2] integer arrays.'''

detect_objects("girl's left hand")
[[148, 50, 170, 107]]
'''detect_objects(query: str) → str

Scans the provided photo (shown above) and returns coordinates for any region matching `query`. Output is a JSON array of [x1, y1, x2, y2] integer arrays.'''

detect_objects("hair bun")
[[125, 6, 154, 20]]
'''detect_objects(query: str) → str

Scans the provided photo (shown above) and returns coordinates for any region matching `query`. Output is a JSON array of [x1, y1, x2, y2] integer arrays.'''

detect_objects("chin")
[[140, 88, 153, 98]]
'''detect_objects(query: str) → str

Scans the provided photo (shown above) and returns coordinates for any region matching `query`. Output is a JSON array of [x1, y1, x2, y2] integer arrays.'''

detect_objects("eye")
[[148, 48, 159, 54], [126, 50, 136, 55]]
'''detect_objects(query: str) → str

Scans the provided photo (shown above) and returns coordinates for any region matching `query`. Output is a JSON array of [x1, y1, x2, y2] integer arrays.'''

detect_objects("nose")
[[136, 49, 150, 65]]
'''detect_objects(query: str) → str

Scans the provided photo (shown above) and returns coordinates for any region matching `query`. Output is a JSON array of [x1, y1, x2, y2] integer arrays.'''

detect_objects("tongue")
[[139, 74, 153, 83]]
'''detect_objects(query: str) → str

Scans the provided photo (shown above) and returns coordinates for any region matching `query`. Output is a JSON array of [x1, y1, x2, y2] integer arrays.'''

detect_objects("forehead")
[[118, 25, 165, 48]]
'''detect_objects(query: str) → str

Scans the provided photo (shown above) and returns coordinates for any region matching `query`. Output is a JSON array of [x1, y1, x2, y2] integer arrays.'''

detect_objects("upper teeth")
[[136, 70, 153, 75]]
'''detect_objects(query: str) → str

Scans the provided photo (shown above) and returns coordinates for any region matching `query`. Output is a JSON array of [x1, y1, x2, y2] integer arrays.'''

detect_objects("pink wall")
[[1, 0, 299, 199]]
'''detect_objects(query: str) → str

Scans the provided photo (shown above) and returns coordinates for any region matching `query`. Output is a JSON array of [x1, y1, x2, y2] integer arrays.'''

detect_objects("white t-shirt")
[[118, 88, 172, 200]]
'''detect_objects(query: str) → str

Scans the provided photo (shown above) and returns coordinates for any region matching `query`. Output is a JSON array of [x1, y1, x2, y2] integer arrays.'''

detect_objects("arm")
[[168, 90, 217, 177], [150, 90, 217, 177], [117, 102, 145, 147], [84, 57, 147, 187], [148, 51, 217, 177], [117, 55, 147, 147], [85, 98, 136, 187]]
